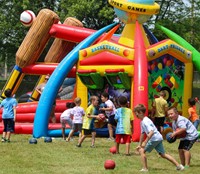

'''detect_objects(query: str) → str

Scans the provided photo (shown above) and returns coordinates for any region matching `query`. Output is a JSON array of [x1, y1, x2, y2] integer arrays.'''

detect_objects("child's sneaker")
[[90, 145, 96, 148], [6, 139, 10, 143], [76, 144, 81, 148], [1, 137, 6, 142], [107, 137, 115, 141], [140, 168, 148, 172], [176, 164, 184, 170]]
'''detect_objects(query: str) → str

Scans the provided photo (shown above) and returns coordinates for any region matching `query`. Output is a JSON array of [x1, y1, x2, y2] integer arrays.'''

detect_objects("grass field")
[[0, 134, 200, 174]]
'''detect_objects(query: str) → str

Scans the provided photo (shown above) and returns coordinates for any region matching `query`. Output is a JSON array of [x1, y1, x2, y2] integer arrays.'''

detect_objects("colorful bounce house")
[[0, 0, 200, 142]]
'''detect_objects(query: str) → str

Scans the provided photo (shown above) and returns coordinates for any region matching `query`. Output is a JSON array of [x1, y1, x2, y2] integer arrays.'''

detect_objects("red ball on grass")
[[104, 160, 115, 170], [109, 146, 117, 154]]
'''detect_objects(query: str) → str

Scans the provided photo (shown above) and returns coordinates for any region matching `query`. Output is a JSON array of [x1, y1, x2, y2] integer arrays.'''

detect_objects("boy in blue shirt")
[[0, 89, 17, 142], [115, 96, 134, 155]]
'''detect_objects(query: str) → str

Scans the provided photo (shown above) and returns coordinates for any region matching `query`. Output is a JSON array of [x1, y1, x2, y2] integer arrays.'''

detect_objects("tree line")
[[0, 0, 199, 79]]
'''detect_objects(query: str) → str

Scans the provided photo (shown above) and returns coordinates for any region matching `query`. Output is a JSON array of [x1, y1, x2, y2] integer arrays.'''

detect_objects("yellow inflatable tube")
[[108, 0, 160, 15], [1, 66, 24, 98], [79, 41, 134, 61], [147, 40, 192, 63]]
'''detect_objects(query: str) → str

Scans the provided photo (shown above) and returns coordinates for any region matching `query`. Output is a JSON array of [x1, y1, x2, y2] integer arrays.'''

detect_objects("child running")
[[114, 96, 134, 155], [66, 97, 85, 142], [134, 104, 184, 172], [76, 96, 100, 148], [60, 102, 75, 140]]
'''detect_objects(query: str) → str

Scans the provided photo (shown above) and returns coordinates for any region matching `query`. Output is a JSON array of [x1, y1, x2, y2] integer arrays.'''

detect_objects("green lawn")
[[0, 134, 200, 174]]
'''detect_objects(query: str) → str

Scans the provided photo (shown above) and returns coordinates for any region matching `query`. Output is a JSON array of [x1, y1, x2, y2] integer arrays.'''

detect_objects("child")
[[188, 97, 200, 130], [60, 102, 75, 140], [0, 89, 17, 142], [134, 104, 184, 172], [151, 91, 168, 134], [114, 96, 134, 155], [167, 106, 199, 169], [76, 96, 100, 148], [66, 97, 85, 142], [100, 92, 116, 141]]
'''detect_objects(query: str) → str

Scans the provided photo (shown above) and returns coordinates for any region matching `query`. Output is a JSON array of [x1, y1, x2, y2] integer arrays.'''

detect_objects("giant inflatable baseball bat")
[[1, 9, 59, 99], [29, 17, 83, 101]]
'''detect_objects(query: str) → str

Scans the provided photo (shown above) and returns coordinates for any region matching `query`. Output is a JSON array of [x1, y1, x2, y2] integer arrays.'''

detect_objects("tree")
[[1, 0, 200, 79], [0, 0, 62, 79], [147, 0, 200, 51], [59, 0, 115, 30]]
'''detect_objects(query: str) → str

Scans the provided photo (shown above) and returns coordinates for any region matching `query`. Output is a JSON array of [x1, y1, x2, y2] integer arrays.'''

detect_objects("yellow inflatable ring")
[[108, 0, 160, 15]]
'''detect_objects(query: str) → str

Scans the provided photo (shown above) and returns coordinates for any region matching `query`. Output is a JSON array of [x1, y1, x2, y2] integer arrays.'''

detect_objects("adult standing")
[[36, 74, 60, 123]]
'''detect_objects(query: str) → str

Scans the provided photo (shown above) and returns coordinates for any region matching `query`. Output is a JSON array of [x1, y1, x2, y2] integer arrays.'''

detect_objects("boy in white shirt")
[[134, 104, 184, 172], [167, 106, 199, 169]]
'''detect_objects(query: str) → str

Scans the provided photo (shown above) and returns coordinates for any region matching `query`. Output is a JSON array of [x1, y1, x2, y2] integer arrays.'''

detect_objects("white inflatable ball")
[[20, 10, 36, 27]]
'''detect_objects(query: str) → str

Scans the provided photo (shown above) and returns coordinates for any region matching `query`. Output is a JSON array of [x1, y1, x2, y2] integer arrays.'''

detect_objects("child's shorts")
[[60, 119, 73, 128], [72, 123, 82, 132], [145, 140, 165, 155], [108, 115, 117, 126], [3, 118, 15, 132], [178, 138, 198, 151], [115, 134, 131, 143], [82, 129, 96, 135]]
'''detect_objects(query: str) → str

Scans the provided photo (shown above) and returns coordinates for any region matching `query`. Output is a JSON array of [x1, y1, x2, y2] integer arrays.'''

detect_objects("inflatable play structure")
[[1, 0, 200, 141]]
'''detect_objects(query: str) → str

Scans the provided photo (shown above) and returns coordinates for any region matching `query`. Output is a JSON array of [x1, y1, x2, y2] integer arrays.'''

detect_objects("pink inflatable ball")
[[163, 57, 168, 65], [104, 160, 116, 170], [109, 146, 117, 154]]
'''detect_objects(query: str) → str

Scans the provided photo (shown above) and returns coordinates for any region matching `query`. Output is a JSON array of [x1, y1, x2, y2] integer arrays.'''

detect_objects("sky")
[[182, 0, 191, 7]]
